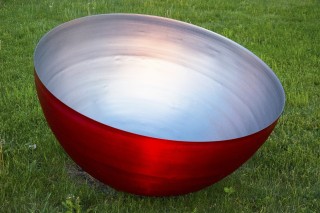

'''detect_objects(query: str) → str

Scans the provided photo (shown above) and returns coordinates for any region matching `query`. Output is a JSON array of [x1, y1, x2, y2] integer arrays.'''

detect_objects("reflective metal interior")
[[34, 14, 285, 142]]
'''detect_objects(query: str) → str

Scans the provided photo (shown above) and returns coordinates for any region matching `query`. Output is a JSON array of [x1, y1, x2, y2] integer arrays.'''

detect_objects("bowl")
[[34, 14, 285, 196]]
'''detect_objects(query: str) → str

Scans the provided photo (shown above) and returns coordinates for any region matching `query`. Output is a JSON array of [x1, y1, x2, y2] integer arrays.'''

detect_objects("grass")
[[0, 0, 319, 212]]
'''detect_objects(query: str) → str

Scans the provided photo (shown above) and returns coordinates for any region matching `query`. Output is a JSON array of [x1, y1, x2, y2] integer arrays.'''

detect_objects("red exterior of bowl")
[[35, 73, 278, 196]]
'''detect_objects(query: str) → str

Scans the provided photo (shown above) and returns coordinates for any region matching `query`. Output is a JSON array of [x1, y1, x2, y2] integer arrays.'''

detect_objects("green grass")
[[1, 0, 319, 212]]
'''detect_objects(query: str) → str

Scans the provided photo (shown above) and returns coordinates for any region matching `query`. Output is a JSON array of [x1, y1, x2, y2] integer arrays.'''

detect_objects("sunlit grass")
[[1, 0, 319, 212]]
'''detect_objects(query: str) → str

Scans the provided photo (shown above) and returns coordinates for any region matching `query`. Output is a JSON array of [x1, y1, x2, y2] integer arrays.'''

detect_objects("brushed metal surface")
[[34, 14, 285, 141]]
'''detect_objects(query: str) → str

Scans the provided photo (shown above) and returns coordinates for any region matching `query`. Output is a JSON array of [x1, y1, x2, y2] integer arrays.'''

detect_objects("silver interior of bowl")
[[34, 14, 285, 142]]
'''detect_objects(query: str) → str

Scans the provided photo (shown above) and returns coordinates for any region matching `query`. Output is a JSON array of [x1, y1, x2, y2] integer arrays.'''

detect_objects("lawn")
[[0, 0, 319, 212]]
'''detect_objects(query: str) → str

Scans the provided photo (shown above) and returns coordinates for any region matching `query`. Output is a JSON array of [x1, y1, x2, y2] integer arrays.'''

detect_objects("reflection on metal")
[[35, 14, 284, 142]]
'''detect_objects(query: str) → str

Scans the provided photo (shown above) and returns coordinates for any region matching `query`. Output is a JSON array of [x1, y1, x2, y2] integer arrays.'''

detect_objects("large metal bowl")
[[34, 14, 285, 196]]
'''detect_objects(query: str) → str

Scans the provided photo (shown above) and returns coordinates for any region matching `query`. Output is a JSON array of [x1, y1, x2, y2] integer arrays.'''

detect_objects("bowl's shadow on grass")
[[65, 162, 227, 201], [66, 163, 119, 197]]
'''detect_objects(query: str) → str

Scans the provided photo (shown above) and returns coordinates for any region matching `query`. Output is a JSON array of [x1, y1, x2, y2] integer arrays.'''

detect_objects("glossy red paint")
[[35, 73, 277, 196]]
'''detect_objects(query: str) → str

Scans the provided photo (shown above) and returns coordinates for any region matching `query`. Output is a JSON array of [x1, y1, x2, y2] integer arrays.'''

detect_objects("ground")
[[0, 0, 319, 212]]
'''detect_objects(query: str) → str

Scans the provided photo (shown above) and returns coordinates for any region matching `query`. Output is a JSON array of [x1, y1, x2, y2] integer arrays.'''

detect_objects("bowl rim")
[[34, 13, 286, 142]]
